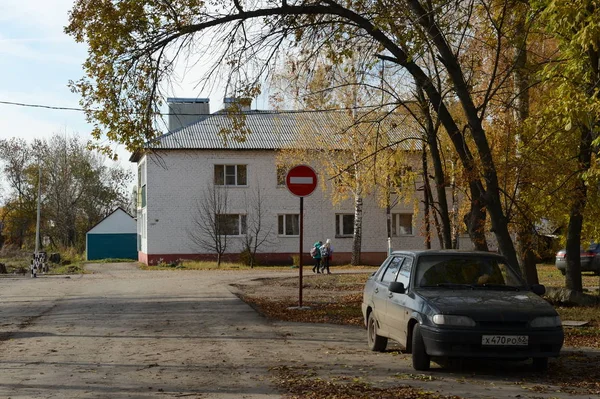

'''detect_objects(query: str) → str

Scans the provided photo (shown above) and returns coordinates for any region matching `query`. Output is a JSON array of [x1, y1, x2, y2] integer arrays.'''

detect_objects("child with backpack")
[[319, 239, 333, 274], [311, 241, 322, 273]]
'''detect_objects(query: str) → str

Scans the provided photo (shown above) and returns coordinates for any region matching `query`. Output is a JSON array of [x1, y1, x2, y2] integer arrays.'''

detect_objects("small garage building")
[[86, 207, 137, 261]]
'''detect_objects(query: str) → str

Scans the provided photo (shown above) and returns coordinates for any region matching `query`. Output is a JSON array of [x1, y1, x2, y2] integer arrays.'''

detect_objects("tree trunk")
[[512, 5, 539, 284], [417, 85, 452, 248], [351, 193, 363, 265], [565, 211, 584, 293], [450, 159, 459, 249], [464, 191, 489, 252], [565, 125, 593, 292], [406, 0, 519, 268], [516, 224, 539, 284], [422, 148, 431, 249]]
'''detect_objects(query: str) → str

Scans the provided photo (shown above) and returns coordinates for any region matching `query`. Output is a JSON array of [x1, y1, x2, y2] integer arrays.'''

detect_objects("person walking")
[[320, 239, 333, 274], [311, 240, 322, 273]]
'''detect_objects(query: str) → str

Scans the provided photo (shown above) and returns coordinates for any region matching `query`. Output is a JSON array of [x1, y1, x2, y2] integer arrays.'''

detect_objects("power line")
[[0, 100, 83, 112], [0, 99, 409, 116]]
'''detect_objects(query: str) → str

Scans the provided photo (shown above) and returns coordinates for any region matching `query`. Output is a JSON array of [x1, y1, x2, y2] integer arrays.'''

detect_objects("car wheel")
[[532, 357, 548, 371], [560, 269, 566, 276], [411, 323, 430, 371], [367, 312, 387, 352]]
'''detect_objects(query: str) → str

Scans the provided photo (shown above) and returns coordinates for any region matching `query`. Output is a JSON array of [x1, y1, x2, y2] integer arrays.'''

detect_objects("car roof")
[[390, 249, 507, 258]]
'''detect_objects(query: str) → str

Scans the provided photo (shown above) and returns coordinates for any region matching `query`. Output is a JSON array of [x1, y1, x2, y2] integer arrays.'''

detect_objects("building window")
[[138, 162, 147, 208], [276, 165, 288, 186], [217, 214, 247, 236], [140, 210, 147, 239], [278, 214, 299, 236], [214, 164, 247, 186], [335, 214, 354, 236], [392, 213, 413, 236]]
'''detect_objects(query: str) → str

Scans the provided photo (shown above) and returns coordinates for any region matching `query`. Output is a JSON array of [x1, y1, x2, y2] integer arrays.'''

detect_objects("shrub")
[[291, 254, 300, 267], [0, 243, 24, 258], [59, 247, 84, 265], [239, 248, 257, 267]]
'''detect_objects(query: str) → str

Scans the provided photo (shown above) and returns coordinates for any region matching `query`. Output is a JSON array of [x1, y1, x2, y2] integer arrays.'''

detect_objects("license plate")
[[481, 335, 528, 346]]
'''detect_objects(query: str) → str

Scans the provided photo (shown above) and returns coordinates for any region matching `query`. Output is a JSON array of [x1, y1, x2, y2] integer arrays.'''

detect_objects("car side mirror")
[[389, 281, 406, 294], [531, 284, 546, 296]]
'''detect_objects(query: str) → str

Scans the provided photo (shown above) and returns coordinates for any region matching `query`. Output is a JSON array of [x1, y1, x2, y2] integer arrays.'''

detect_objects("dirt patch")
[[232, 273, 366, 326]]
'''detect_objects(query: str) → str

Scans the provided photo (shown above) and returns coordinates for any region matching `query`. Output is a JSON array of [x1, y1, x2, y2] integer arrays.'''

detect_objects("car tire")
[[367, 312, 387, 352], [532, 357, 548, 371], [560, 269, 566, 276], [411, 323, 430, 371]]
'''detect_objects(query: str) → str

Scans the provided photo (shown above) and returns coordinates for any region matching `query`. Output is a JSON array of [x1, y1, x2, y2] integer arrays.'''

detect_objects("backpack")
[[310, 246, 318, 257], [320, 245, 330, 257]]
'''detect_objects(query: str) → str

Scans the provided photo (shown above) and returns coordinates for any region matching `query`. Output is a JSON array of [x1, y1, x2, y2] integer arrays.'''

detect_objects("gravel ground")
[[0, 263, 597, 399]]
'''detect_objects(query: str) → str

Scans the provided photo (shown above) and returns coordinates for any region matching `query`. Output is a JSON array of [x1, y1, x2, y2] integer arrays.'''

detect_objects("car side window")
[[381, 256, 404, 284], [396, 256, 413, 287], [373, 257, 392, 280]]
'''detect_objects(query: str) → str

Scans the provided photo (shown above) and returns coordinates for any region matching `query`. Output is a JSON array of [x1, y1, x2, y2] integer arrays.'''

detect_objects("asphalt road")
[[0, 263, 286, 398], [0, 263, 598, 399]]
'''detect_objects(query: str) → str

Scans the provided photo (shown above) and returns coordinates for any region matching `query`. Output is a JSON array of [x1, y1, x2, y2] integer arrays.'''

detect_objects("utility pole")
[[32, 163, 42, 277]]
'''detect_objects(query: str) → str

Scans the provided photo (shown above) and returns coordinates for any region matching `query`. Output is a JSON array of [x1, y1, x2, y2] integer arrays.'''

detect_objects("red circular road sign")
[[286, 165, 318, 197]]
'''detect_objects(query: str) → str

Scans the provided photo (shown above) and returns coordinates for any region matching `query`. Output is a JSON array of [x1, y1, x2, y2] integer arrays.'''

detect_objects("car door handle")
[[374, 288, 379, 294], [388, 292, 394, 298]]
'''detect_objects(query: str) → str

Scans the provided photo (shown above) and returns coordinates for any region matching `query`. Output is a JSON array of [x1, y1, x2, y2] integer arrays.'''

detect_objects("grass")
[[140, 259, 377, 272], [0, 257, 30, 274], [138, 259, 297, 271], [48, 263, 86, 274], [0, 254, 137, 276], [536, 263, 600, 293]]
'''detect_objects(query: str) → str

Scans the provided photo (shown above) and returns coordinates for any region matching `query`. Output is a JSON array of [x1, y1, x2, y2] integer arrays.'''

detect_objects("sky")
[[0, 0, 273, 173], [0, 1, 100, 148]]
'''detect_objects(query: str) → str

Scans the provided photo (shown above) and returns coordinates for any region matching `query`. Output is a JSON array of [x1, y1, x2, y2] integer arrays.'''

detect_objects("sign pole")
[[285, 164, 317, 309], [299, 196, 304, 307]]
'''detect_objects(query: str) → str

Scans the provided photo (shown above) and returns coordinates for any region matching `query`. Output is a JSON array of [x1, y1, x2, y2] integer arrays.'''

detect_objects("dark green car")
[[362, 250, 564, 371]]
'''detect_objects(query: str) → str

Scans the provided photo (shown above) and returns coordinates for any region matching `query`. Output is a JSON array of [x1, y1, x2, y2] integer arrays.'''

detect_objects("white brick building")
[[131, 98, 448, 265]]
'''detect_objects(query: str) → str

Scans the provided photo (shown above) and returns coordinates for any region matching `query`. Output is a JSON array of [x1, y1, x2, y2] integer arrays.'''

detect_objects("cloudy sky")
[[0, 0, 274, 167], [0, 1, 90, 144]]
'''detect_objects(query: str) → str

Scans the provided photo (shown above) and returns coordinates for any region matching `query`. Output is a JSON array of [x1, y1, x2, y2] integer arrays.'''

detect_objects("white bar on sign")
[[290, 177, 313, 184]]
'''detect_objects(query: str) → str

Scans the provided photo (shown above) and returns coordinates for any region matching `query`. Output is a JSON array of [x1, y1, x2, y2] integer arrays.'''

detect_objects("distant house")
[[130, 98, 456, 266], [86, 207, 137, 261]]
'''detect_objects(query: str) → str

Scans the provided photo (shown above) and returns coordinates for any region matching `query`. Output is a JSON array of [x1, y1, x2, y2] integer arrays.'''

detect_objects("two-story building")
[[130, 98, 454, 265]]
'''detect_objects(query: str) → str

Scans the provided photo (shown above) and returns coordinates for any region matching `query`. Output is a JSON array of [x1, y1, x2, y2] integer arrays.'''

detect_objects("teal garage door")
[[87, 233, 137, 260]]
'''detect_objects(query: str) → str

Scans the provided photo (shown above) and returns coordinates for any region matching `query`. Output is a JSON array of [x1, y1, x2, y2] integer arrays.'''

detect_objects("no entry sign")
[[286, 165, 318, 197]]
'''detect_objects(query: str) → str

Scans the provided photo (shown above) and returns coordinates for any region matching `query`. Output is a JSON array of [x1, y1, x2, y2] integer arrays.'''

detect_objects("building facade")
[[131, 98, 458, 265]]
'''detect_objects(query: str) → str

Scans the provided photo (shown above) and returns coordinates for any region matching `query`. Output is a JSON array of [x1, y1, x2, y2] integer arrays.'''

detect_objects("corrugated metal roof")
[[146, 111, 421, 152]]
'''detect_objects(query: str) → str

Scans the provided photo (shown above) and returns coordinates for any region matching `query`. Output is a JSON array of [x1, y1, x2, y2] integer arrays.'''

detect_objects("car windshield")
[[415, 255, 526, 289]]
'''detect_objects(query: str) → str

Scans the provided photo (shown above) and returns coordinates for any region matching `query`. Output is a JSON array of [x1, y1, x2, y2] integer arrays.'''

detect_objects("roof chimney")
[[223, 97, 252, 112], [167, 98, 210, 132]]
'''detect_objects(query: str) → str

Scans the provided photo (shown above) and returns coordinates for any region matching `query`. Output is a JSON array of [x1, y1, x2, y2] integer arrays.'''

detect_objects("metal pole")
[[299, 196, 304, 307], [35, 163, 41, 255]]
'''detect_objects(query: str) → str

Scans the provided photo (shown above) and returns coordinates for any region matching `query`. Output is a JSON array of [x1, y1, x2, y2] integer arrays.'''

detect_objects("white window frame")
[[335, 213, 354, 237], [217, 214, 247, 236], [392, 213, 413, 236], [138, 160, 147, 208], [278, 214, 300, 236], [214, 164, 248, 186]]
